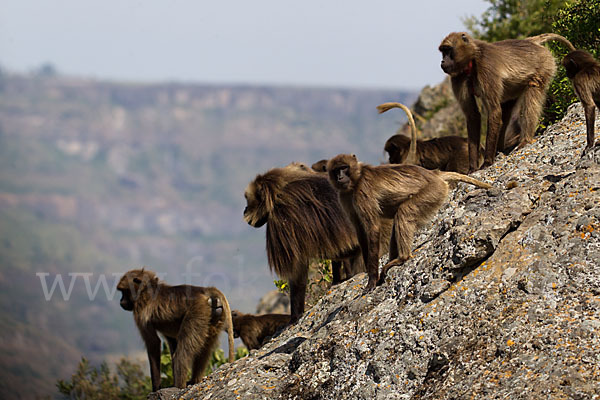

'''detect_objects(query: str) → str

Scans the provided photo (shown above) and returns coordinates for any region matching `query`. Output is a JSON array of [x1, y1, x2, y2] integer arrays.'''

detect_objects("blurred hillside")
[[0, 70, 416, 398]]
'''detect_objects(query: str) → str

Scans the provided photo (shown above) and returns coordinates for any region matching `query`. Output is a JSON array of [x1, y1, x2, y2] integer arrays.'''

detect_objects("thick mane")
[[253, 169, 287, 212], [265, 175, 357, 278], [384, 135, 410, 162]]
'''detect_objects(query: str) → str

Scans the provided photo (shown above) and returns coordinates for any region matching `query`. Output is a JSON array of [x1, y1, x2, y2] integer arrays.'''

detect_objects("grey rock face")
[[255, 290, 291, 314], [168, 103, 600, 399], [397, 78, 466, 139]]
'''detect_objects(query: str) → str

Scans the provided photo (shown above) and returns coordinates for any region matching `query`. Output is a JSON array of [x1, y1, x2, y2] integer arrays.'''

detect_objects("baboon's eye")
[[133, 278, 142, 284]]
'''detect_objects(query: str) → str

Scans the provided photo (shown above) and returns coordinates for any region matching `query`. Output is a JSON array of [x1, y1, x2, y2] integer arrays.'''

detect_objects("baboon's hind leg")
[[189, 333, 219, 384], [515, 84, 550, 148], [378, 215, 414, 286]]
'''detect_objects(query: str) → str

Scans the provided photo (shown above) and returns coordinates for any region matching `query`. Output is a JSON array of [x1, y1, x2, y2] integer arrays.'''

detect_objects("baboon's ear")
[[461, 33, 468, 43]]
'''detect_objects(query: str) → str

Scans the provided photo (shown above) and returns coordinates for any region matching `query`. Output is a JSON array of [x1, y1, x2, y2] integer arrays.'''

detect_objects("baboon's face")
[[231, 310, 242, 338], [439, 32, 475, 77], [331, 165, 351, 191], [243, 183, 269, 228], [562, 57, 579, 79], [384, 136, 410, 164], [439, 44, 456, 74], [118, 289, 135, 311], [116, 269, 156, 311], [328, 154, 358, 193]]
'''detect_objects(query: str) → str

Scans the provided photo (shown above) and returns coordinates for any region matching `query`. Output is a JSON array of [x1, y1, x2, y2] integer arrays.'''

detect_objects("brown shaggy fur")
[[311, 159, 329, 173], [231, 310, 290, 350], [244, 166, 361, 323], [117, 269, 234, 390], [378, 102, 477, 173], [384, 133, 472, 173], [284, 161, 315, 173], [563, 49, 600, 150], [327, 154, 491, 291], [439, 32, 574, 171]]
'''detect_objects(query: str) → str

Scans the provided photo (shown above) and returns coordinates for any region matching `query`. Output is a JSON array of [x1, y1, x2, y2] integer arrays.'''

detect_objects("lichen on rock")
[[157, 103, 599, 399]]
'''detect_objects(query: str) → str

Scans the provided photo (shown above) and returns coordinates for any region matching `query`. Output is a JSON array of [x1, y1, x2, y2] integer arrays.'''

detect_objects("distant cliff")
[[159, 103, 600, 399]]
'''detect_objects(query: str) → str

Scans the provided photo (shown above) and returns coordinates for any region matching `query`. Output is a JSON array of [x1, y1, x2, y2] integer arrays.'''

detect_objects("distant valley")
[[0, 71, 416, 398]]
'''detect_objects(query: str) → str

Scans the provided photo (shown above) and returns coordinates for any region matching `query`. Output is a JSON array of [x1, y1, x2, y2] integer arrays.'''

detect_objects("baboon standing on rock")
[[327, 154, 491, 291], [377, 102, 472, 173], [244, 166, 361, 323], [563, 49, 600, 151], [117, 269, 235, 390], [439, 32, 575, 171]]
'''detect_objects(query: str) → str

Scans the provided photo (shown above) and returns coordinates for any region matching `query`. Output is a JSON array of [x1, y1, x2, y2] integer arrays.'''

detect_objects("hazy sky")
[[0, 0, 488, 90]]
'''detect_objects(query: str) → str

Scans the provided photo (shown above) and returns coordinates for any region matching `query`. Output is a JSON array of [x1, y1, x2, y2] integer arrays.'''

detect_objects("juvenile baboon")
[[117, 269, 235, 390], [311, 159, 329, 173], [327, 154, 491, 291], [309, 158, 386, 280], [377, 102, 472, 173], [231, 310, 290, 350], [311, 158, 393, 265], [563, 49, 600, 151], [244, 166, 362, 323], [439, 32, 575, 171]]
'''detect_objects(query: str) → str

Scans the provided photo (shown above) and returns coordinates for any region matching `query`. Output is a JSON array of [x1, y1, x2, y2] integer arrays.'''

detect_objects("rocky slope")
[[155, 103, 600, 399]]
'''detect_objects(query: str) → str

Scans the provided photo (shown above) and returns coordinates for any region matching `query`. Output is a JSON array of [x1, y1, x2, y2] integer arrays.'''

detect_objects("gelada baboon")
[[244, 165, 362, 323], [306, 159, 386, 283], [277, 161, 366, 285], [117, 269, 234, 390], [327, 154, 491, 291], [377, 102, 472, 173], [231, 310, 290, 350], [313, 157, 394, 262], [439, 32, 575, 171], [563, 49, 600, 151], [311, 159, 329, 173]]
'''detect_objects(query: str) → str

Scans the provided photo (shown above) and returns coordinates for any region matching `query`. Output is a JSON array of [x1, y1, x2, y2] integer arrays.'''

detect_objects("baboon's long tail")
[[529, 33, 575, 52], [439, 171, 492, 189], [218, 291, 235, 363], [377, 102, 418, 165]]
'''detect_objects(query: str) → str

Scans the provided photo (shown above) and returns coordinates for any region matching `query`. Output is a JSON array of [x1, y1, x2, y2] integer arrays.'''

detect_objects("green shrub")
[[273, 259, 335, 308], [463, 0, 573, 42], [553, 0, 600, 52], [545, 0, 600, 126], [58, 344, 249, 399], [57, 358, 151, 400]]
